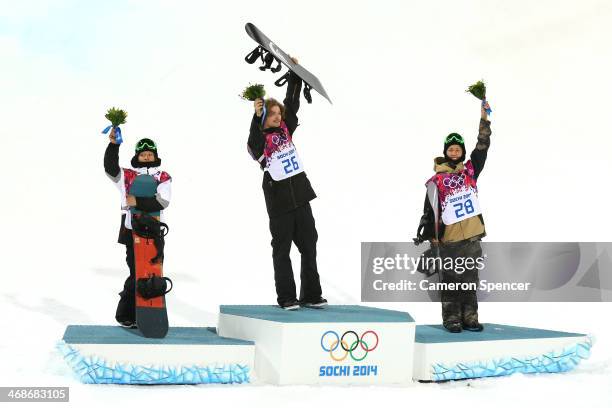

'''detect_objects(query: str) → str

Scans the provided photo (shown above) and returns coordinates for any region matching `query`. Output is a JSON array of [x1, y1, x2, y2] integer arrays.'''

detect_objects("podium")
[[217, 305, 415, 385], [412, 324, 592, 381], [58, 308, 593, 385], [58, 325, 254, 384]]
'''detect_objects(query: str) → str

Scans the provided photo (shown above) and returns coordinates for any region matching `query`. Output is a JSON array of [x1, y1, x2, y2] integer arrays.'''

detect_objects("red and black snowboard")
[[130, 174, 169, 338], [133, 230, 168, 338]]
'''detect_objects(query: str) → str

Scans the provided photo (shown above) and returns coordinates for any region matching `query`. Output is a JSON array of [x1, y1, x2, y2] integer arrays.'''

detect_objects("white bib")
[[266, 143, 305, 181], [441, 186, 482, 225]]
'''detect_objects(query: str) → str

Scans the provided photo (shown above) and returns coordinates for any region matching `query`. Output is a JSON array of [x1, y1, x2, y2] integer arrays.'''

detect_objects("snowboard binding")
[[137, 275, 173, 300], [274, 72, 290, 87], [132, 214, 169, 264], [244, 45, 262, 64], [244, 23, 332, 104], [245, 46, 282, 73], [303, 83, 313, 104], [245, 45, 314, 104]]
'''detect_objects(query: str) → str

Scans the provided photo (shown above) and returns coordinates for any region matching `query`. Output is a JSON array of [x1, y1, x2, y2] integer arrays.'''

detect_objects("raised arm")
[[283, 66, 303, 135], [470, 103, 492, 180], [247, 109, 265, 168], [104, 129, 121, 182]]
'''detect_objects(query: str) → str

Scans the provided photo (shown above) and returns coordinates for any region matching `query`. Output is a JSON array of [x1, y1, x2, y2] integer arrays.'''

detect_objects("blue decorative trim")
[[57, 341, 250, 385], [431, 337, 592, 381]]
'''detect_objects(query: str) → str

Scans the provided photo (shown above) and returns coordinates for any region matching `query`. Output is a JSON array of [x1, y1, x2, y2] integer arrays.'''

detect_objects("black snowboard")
[[244, 22, 332, 104]]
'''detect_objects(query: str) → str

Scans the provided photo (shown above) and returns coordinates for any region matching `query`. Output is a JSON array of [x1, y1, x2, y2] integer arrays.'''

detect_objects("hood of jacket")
[[433, 157, 464, 174]]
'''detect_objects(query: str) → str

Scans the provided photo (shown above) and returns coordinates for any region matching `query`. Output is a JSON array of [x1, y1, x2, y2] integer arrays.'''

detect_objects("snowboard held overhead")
[[244, 22, 332, 104]]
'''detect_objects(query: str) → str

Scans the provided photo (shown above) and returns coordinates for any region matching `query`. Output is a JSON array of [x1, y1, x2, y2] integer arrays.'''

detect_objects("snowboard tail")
[[133, 231, 169, 338]]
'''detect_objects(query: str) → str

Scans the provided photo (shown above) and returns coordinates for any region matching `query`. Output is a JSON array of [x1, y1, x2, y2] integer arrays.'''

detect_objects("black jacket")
[[247, 72, 317, 218], [415, 119, 492, 243]]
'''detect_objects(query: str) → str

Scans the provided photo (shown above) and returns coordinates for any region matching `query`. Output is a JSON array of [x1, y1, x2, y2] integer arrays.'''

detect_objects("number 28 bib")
[[266, 142, 305, 181], [427, 161, 482, 225], [440, 182, 482, 225]]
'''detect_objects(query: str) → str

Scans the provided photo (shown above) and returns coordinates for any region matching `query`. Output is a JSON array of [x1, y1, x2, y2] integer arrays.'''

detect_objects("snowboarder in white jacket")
[[104, 129, 172, 327]]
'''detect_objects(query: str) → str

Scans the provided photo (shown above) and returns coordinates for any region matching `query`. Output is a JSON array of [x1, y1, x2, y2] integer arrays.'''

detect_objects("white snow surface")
[[1, 0, 612, 406]]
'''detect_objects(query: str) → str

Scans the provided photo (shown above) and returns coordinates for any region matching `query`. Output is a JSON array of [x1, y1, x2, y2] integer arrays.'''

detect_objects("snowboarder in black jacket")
[[247, 57, 326, 310]]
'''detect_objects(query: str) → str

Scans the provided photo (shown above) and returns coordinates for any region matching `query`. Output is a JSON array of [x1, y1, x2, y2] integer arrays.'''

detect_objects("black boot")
[[462, 302, 484, 332], [442, 301, 462, 333], [443, 321, 462, 333], [115, 276, 135, 325]]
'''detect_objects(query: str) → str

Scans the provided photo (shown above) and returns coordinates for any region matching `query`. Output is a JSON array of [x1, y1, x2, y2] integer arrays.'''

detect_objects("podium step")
[[413, 324, 592, 381], [217, 305, 416, 385], [58, 325, 254, 384]]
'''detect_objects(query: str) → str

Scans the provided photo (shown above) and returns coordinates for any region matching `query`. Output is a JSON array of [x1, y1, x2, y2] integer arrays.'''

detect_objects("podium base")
[[218, 305, 416, 385], [58, 325, 254, 384], [413, 324, 592, 381]]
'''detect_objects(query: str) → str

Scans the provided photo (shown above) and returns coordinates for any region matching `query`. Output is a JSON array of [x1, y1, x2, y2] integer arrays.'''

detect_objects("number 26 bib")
[[266, 142, 305, 181]]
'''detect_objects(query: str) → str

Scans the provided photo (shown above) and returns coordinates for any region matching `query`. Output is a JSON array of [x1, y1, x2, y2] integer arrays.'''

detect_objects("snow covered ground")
[[1, 0, 611, 406]]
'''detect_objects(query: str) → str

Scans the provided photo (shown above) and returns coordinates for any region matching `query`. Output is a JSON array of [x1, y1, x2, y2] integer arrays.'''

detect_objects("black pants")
[[115, 244, 136, 323], [269, 203, 322, 305], [439, 239, 482, 323]]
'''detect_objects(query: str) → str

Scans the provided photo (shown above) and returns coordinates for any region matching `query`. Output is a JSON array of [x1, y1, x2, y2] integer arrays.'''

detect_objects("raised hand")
[[481, 100, 491, 120], [254, 98, 264, 117], [126, 195, 137, 207], [109, 127, 118, 144]]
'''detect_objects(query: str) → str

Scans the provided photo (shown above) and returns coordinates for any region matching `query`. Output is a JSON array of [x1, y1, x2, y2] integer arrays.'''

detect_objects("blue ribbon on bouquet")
[[102, 125, 123, 144], [482, 99, 492, 116], [260, 103, 267, 126]]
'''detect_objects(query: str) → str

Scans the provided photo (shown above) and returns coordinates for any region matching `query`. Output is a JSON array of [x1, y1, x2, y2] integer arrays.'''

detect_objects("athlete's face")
[[138, 151, 156, 163], [264, 105, 282, 129], [446, 145, 463, 161]]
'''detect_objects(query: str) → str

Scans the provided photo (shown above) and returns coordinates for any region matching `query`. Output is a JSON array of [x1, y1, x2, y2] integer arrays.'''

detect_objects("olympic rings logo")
[[271, 134, 288, 146], [320, 330, 379, 362], [442, 174, 465, 189]]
